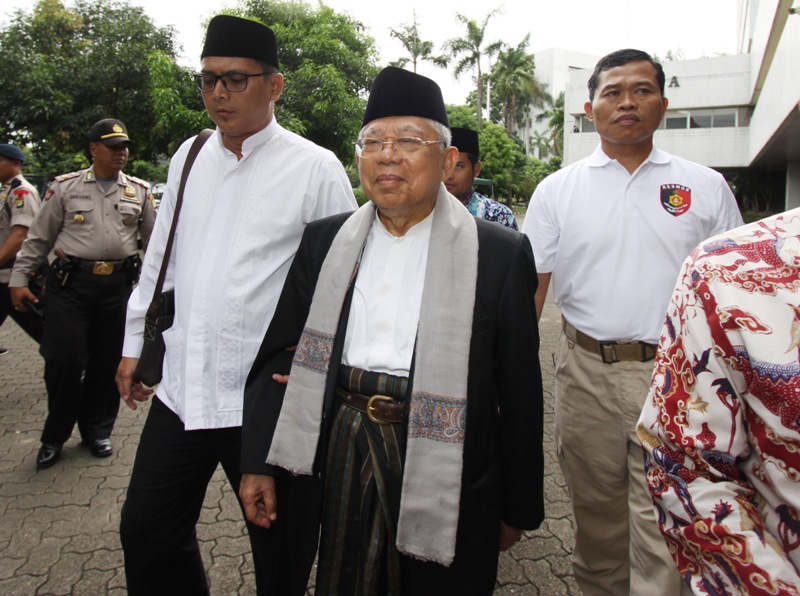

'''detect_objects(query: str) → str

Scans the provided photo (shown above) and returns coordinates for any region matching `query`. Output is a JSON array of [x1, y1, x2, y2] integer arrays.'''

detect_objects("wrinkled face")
[[90, 142, 129, 177], [357, 116, 457, 224], [0, 155, 20, 184], [584, 60, 668, 149], [445, 152, 479, 200], [200, 56, 283, 143]]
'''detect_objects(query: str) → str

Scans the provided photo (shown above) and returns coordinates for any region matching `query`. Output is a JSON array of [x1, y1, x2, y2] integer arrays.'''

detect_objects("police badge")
[[660, 184, 692, 217]]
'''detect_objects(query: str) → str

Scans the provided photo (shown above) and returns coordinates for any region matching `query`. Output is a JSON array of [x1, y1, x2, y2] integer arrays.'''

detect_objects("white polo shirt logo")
[[660, 184, 692, 217]]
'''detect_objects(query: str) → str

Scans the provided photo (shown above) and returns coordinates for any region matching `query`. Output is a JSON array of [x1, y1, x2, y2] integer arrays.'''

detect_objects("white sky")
[[5, 0, 742, 104]]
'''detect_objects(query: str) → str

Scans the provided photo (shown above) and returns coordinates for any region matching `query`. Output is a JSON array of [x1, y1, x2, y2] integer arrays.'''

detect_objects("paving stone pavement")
[[0, 288, 579, 595]]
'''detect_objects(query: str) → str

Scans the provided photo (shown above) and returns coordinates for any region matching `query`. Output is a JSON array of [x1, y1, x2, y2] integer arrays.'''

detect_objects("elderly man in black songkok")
[[240, 66, 545, 595]]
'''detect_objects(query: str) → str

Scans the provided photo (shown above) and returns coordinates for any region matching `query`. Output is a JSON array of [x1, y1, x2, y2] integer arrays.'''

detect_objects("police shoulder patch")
[[54, 171, 82, 183], [126, 175, 150, 189]]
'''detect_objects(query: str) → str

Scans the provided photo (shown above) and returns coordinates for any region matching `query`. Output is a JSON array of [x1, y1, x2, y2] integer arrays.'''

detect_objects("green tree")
[[490, 34, 546, 137], [388, 10, 448, 73], [530, 130, 551, 159], [147, 51, 211, 158], [235, 0, 379, 164], [446, 104, 479, 131], [0, 0, 179, 178], [536, 90, 565, 157], [477, 121, 517, 204], [443, 9, 504, 129]]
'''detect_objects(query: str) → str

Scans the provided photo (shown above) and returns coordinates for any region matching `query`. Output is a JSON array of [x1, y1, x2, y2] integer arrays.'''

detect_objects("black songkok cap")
[[88, 119, 132, 147], [201, 15, 279, 70], [362, 67, 449, 127], [450, 127, 479, 158]]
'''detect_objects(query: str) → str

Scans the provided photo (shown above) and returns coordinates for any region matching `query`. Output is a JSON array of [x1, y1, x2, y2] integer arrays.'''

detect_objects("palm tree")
[[536, 90, 565, 157], [491, 34, 547, 138], [530, 130, 551, 159], [388, 10, 448, 73], [443, 9, 504, 129]]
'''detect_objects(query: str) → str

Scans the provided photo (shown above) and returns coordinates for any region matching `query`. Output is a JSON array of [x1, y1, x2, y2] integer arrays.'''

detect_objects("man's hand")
[[10, 286, 37, 311], [116, 357, 155, 410], [240, 474, 278, 529], [499, 521, 523, 551]]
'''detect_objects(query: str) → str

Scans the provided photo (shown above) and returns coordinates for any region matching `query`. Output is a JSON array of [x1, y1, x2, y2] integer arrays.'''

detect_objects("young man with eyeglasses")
[[115, 15, 356, 596], [240, 66, 544, 595]]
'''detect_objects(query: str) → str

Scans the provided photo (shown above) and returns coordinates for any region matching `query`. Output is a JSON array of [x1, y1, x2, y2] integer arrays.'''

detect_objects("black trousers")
[[120, 397, 315, 596], [39, 268, 129, 444], [0, 281, 44, 343]]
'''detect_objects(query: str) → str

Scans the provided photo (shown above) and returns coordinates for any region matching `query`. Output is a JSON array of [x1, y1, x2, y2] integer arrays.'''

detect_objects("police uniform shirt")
[[0, 174, 41, 284], [9, 167, 156, 286]]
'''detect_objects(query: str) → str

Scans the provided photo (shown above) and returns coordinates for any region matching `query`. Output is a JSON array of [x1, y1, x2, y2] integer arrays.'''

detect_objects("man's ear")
[[269, 73, 285, 101], [441, 146, 458, 180], [584, 101, 594, 121], [473, 160, 482, 177]]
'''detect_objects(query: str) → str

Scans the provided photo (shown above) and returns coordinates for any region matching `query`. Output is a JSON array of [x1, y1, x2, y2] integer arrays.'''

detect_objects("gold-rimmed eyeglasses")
[[355, 137, 445, 158]]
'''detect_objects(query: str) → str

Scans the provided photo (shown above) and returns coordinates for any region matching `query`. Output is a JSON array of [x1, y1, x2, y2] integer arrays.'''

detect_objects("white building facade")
[[562, 0, 800, 210]]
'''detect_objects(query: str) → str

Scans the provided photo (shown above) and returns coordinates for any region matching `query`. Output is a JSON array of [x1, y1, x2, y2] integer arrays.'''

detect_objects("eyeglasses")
[[193, 72, 270, 93], [355, 137, 445, 158]]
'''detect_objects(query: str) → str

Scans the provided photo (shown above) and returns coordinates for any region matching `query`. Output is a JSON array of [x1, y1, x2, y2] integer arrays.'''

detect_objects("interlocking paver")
[[0, 272, 576, 594]]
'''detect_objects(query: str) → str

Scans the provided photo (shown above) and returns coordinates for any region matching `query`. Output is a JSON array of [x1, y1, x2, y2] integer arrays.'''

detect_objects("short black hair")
[[460, 152, 479, 168], [588, 49, 665, 100]]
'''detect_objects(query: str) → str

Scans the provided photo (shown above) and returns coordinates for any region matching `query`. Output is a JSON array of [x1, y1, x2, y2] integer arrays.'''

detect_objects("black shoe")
[[89, 438, 113, 458], [0, 347, 8, 356], [37, 443, 62, 469]]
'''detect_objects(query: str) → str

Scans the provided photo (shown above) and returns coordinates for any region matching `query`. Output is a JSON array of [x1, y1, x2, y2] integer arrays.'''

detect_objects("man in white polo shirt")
[[521, 48, 742, 595]]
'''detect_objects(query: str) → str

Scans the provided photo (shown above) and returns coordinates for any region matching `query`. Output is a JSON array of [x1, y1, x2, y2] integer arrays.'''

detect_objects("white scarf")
[[267, 185, 478, 565]]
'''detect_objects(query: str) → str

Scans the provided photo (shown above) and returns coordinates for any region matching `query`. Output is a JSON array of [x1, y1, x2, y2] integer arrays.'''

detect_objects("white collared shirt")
[[522, 144, 742, 344], [123, 120, 357, 429], [342, 210, 434, 375]]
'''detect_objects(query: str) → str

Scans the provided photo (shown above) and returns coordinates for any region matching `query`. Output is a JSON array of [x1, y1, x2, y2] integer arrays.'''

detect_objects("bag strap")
[[145, 129, 213, 320]]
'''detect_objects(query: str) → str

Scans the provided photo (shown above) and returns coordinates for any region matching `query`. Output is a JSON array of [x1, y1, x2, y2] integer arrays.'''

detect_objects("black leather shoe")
[[37, 443, 62, 470], [89, 438, 113, 458]]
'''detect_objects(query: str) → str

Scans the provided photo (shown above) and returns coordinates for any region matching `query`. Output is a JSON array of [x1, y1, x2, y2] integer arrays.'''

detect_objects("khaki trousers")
[[555, 324, 688, 596]]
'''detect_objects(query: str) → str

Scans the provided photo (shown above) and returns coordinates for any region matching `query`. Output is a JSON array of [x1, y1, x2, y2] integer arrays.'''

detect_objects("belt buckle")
[[92, 261, 113, 276], [367, 394, 393, 425], [599, 342, 619, 364], [639, 342, 655, 363]]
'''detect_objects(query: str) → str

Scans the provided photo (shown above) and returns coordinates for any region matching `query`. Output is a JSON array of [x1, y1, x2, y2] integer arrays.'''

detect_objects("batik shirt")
[[460, 188, 517, 230], [638, 208, 800, 594]]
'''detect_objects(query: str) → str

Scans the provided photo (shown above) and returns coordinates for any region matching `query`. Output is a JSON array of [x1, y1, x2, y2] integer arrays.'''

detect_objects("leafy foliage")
[[536, 91, 565, 157], [491, 34, 546, 138], [234, 0, 379, 163], [388, 10, 448, 73], [443, 9, 504, 129], [0, 0, 179, 178]]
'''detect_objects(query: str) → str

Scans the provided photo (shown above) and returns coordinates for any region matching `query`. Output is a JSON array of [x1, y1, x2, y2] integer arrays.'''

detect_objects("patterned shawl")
[[267, 184, 478, 566]]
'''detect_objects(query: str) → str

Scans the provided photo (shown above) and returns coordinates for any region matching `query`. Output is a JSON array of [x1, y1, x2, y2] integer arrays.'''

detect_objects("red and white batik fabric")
[[638, 208, 800, 595]]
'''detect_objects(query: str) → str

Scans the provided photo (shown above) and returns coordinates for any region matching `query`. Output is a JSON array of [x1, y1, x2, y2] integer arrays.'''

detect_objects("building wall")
[[747, 5, 800, 162], [564, 54, 753, 168], [568, 128, 751, 168]]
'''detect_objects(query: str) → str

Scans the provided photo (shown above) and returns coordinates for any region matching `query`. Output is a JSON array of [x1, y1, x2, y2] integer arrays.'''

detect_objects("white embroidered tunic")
[[123, 121, 357, 429]]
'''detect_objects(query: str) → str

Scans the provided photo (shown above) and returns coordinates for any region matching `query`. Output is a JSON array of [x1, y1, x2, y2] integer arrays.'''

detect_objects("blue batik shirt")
[[460, 188, 518, 230]]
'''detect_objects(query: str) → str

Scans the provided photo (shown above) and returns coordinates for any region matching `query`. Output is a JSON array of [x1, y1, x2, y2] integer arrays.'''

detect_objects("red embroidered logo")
[[660, 184, 691, 217]]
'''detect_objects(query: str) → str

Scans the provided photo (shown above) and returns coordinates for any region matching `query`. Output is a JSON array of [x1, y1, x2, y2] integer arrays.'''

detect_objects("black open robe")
[[241, 211, 545, 595]]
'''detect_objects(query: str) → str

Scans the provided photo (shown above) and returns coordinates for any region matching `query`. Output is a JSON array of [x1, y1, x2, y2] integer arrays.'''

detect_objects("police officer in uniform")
[[0, 143, 43, 346], [10, 119, 156, 470]]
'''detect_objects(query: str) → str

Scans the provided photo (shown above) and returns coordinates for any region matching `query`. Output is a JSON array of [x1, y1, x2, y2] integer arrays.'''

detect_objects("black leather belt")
[[71, 257, 132, 276], [335, 387, 405, 424], [563, 319, 657, 364]]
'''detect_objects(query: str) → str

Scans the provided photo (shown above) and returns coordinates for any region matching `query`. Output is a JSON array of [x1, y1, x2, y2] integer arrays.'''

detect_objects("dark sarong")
[[316, 365, 409, 595]]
